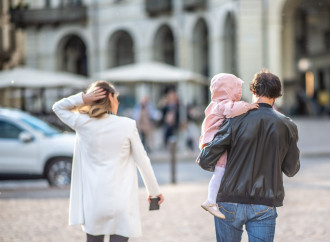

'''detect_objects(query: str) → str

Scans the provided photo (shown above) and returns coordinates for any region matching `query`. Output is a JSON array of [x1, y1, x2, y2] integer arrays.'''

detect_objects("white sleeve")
[[52, 92, 85, 130], [130, 122, 161, 196]]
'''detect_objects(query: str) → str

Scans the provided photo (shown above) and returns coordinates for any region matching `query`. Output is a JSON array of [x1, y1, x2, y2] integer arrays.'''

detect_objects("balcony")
[[145, 0, 172, 17], [183, 0, 206, 11], [10, 6, 87, 28]]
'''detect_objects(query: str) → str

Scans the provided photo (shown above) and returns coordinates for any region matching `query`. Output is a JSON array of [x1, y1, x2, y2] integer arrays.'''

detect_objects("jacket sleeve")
[[130, 122, 161, 196], [197, 119, 232, 172], [223, 101, 252, 118], [52, 92, 84, 130], [282, 123, 300, 177]]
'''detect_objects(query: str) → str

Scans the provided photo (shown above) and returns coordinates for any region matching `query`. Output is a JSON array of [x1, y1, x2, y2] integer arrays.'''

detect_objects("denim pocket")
[[251, 204, 276, 221], [218, 202, 237, 222]]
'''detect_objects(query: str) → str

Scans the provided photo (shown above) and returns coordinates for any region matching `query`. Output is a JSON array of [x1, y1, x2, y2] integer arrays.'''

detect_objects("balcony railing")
[[183, 0, 206, 11], [145, 0, 172, 16], [10, 5, 87, 28]]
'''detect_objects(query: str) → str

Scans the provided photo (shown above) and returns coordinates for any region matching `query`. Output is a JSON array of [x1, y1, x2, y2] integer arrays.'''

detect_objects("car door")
[[0, 119, 39, 174]]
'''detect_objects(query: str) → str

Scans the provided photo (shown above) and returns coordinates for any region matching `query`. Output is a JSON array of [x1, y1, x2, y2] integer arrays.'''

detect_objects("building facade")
[[9, 0, 330, 115]]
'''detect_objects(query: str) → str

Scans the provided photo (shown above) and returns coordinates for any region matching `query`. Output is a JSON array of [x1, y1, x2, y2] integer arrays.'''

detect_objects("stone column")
[[237, 0, 263, 101]]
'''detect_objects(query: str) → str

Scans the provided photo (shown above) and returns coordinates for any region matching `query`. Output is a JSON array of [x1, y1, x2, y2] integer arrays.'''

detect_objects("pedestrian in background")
[[161, 89, 180, 147], [132, 96, 160, 152], [53, 81, 164, 242], [198, 71, 300, 242]]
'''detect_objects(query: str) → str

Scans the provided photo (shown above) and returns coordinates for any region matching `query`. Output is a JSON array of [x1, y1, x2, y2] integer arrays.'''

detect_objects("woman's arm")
[[53, 88, 107, 129], [130, 123, 162, 199], [52, 92, 85, 130]]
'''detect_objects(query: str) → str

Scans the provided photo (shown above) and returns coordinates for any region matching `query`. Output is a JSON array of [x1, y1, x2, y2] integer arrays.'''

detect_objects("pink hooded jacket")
[[199, 73, 254, 167]]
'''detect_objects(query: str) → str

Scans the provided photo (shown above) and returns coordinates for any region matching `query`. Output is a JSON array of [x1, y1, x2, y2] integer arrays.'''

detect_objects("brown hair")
[[249, 70, 282, 98], [77, 81, 117, 118]]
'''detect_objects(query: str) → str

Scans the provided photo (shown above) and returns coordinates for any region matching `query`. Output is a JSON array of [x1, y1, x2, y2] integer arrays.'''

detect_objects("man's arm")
[[198, 119, 232, 172], [282, 124, 300, 177]]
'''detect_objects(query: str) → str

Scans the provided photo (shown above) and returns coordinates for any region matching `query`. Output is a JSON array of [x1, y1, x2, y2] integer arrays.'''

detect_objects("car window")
[[0, 120, 23, 139], [20, 115, 59, 136]]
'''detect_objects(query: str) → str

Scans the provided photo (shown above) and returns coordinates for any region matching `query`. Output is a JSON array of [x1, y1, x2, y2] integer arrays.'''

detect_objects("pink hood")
[[199, 73, 245, 151], [210, 73, 243, 102]]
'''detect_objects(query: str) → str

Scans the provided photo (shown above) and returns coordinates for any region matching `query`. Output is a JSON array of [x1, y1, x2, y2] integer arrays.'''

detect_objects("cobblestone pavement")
[[1, 156, 329, 242]]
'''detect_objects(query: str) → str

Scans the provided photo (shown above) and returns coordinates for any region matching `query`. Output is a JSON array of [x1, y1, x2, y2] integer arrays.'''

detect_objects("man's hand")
[[82, 87, 107, 105]]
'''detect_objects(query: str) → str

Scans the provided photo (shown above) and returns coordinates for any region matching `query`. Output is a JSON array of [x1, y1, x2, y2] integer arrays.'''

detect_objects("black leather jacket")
[[198, 103, 300, 207]]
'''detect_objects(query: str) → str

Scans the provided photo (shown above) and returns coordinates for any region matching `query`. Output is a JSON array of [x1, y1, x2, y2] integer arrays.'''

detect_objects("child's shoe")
[[201, 200, 226, 219]]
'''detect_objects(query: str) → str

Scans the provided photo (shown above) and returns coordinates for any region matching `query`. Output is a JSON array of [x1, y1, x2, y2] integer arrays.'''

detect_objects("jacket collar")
[[258, 103, 273, 108]]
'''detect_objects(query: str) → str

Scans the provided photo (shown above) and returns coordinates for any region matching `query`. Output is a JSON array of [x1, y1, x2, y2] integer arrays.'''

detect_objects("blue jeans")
[[214, 202, 277, 242]]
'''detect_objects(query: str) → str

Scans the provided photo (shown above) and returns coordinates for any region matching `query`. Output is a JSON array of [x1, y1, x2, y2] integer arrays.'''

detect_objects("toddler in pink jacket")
[[199, 73, 258, 219]]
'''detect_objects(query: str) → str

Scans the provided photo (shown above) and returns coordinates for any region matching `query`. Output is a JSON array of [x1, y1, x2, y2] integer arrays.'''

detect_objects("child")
[[199, 73, 258, 219]]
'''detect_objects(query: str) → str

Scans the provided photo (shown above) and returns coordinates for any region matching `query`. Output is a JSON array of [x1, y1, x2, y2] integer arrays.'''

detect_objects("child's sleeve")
[[223, 101, 253, 118]]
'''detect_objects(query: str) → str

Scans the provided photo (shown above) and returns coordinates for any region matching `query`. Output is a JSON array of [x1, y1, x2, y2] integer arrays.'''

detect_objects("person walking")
[[198, 73, 258, 219], [161, 89, 180, 147], [53, 81, 164, 242], [197, 70, 300, 242], [132, 96, 160, 152]]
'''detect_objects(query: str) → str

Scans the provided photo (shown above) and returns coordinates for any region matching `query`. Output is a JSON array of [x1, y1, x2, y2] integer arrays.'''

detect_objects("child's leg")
[[207, 165, 225, 204]]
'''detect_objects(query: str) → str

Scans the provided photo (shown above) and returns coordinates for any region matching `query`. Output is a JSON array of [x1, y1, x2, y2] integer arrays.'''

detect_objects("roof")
[[92, 62, 208, 85], [0, 107, 31, 120], [0, 67, 90, 88]]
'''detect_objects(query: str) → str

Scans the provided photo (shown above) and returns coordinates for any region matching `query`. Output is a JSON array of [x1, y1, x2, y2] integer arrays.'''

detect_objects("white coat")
[[52, 93, 161, 237]]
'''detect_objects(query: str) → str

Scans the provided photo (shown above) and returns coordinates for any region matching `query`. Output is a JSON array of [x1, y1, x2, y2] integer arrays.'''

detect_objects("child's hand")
[[249, 103, 259, 110], [201, 143, 209, 149]]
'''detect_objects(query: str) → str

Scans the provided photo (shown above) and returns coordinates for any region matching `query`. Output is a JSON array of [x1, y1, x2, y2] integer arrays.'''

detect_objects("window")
[[0, 120, 23, 139], [20, 115, 59, 136]]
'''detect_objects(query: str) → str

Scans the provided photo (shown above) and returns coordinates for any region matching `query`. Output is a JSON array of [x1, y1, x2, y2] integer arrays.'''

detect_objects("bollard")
[[169, 136, 177, 184]]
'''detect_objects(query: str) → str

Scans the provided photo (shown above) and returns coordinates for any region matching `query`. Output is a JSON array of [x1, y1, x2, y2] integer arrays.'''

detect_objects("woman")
[[52, 81, 164, 242]]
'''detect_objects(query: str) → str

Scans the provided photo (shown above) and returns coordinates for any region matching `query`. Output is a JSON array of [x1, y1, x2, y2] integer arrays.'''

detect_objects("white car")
[[0, 108, 75, 187]]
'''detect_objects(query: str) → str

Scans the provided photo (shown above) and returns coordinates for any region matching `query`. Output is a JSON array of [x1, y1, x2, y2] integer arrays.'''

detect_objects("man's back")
[[199, 103, 300, 207]]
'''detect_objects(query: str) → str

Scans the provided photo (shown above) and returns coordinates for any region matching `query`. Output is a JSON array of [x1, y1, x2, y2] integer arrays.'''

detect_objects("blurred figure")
[[317, 89, 330, 115], [160, 89, 180, 147], [132, 96, 160, 152], [53, 81, 163, 242], [296, 87, 308, 115], [185, 104, 200, 151]]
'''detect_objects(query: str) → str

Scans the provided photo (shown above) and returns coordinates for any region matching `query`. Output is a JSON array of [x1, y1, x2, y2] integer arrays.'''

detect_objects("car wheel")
[[46, 158, 72, 187]]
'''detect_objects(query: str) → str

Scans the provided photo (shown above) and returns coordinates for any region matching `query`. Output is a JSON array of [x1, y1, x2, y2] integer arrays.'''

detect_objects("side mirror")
[[19, 132, 34, 143]]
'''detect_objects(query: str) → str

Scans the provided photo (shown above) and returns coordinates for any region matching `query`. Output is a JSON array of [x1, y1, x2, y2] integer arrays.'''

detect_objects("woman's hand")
[[82, 87, 107, 105], [148, 194, 164, 205]]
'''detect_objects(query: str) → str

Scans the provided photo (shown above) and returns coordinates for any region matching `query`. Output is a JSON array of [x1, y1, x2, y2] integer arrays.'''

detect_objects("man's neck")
[[256, 97, 275, 106]]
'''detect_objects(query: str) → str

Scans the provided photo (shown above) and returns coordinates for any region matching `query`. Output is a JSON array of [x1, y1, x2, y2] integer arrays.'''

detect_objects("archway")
[[153, 25, 175, 65], [108, 30, 134, 68], [58, 34, 88, 76], [282, 0, 330, 115], [192, 18, 209, 76]]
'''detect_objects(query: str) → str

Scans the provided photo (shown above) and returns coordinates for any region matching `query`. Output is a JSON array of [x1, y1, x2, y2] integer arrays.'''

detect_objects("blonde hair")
[[77, 81, 117, 118]]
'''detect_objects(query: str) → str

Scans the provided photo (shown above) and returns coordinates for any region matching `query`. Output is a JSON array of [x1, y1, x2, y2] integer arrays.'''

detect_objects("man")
[[198, 70, 300, 242]]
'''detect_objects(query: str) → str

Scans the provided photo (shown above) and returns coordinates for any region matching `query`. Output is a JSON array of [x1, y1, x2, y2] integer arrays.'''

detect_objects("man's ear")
[[272, 98, 276, 106]]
